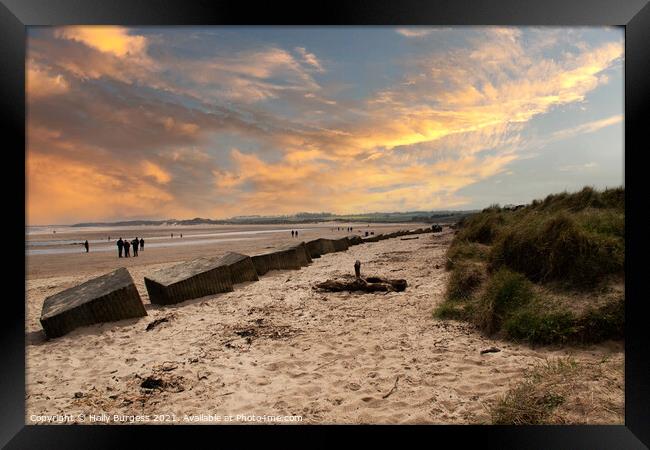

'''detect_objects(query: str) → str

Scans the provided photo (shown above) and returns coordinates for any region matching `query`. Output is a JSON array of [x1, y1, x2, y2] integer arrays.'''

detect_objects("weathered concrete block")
[[144, 257, 233, 305], [40, 267, 146, 339], [277, 242, 311, 267], [317, 238, 336, 254], [331, 237, 350, 252], [290, 242, 312, 264], [270, 248, 301, 270], [218, 252, 259, 284], [299, 242, 313, 264], [251, 251, 281, 275], [305, 239, 322, 258], [346, 235, 363, 246]]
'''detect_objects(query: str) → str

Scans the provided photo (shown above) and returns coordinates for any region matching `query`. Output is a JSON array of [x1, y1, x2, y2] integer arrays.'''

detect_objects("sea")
[[25, 225, 312, 256]]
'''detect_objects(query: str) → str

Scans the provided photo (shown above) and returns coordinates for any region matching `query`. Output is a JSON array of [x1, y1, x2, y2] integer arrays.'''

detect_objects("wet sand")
[[25, 228, 623, 424], [27, 222, 415, 279]]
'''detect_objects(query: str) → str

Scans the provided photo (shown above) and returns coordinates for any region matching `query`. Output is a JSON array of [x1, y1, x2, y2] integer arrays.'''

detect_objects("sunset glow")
[[26, 26, 624, 224]]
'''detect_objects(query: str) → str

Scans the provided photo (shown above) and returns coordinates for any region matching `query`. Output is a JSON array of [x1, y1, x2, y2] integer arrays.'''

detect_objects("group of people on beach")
[[290, 230, 299, 237], [116, 237, 144, 258]]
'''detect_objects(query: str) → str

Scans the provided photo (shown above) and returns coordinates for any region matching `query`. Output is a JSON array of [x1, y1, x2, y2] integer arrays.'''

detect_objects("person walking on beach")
[[180, 233, 183, 238], [132, 238, 139, 257], [291, 230, 294, 237], [295, 230, 299, 237], [124, 239, 131, 257], [117, 238, 124, 258], [140, 238, 144, 251], [83, 240, 89, 253], [171, 233, 174, 238]]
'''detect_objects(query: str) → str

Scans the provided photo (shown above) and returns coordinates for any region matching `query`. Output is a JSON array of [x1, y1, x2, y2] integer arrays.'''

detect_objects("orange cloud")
[[27, 152, 175, 225], [25, 27, 623, 223], [141, 161, 172, 184], [54, 26, 148, 58], [27, 62, 69, 99]]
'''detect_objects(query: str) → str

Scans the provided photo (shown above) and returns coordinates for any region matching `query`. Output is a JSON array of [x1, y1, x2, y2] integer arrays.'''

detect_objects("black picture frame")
[[3, 0, 649, 447]]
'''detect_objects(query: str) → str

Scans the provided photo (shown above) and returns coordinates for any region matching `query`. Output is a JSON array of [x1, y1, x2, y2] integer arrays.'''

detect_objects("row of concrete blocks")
[[39, 235, 365, 338], [361, 226, 434, 243]]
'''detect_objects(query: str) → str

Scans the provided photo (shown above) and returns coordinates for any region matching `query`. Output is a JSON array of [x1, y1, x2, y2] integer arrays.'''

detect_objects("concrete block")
[[40, 267, 146, 339], [218, 252, 259, 284], [144, 257, 233, 305]]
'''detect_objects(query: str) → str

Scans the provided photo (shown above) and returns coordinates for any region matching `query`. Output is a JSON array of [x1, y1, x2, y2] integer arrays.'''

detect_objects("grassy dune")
[[435, 186, 624, 345]]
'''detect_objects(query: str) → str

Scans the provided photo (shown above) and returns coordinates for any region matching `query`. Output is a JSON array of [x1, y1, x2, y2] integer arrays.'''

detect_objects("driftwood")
[[145, 317, 170, 331], [480, 347, 501, 355], [314, 276, 407, 293], [400, 237, 419, 241]]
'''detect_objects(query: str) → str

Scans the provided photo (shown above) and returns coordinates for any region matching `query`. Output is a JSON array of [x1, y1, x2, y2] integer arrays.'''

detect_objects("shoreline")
[[26, 222, 423, 279]]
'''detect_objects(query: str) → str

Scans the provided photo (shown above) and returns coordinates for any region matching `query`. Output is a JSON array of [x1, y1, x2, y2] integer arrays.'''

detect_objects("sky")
[[26, 26, 624, 225]]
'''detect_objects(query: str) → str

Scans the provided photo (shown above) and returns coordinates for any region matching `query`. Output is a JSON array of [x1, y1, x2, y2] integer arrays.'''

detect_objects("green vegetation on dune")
[[489, 212, 623, 286], [435, 186, 625, 345], [445, 261, 484, 301]]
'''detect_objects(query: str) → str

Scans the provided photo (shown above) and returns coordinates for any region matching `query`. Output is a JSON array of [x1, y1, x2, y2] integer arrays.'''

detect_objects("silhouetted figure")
[[171, 233, 174, 238], [84, 240, 89, 253], [295, 230, 299, 237], [132, 238, 139, 257], [140, 238, 144, 251], [180, 233, 183, 238], [354, 260, 361, 278], [108, 236, 111, 241], [117, 238, 124, 258], [291, 230, 294, 237], [124, 240, 131, 257]]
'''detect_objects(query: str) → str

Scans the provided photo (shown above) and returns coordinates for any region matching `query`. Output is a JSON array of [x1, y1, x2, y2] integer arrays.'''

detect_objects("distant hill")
[[70, 210, 477, 227]]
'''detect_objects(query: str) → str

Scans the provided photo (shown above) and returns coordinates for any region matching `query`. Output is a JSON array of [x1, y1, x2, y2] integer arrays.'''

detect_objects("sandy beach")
[[25, 227, 623, 425]]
